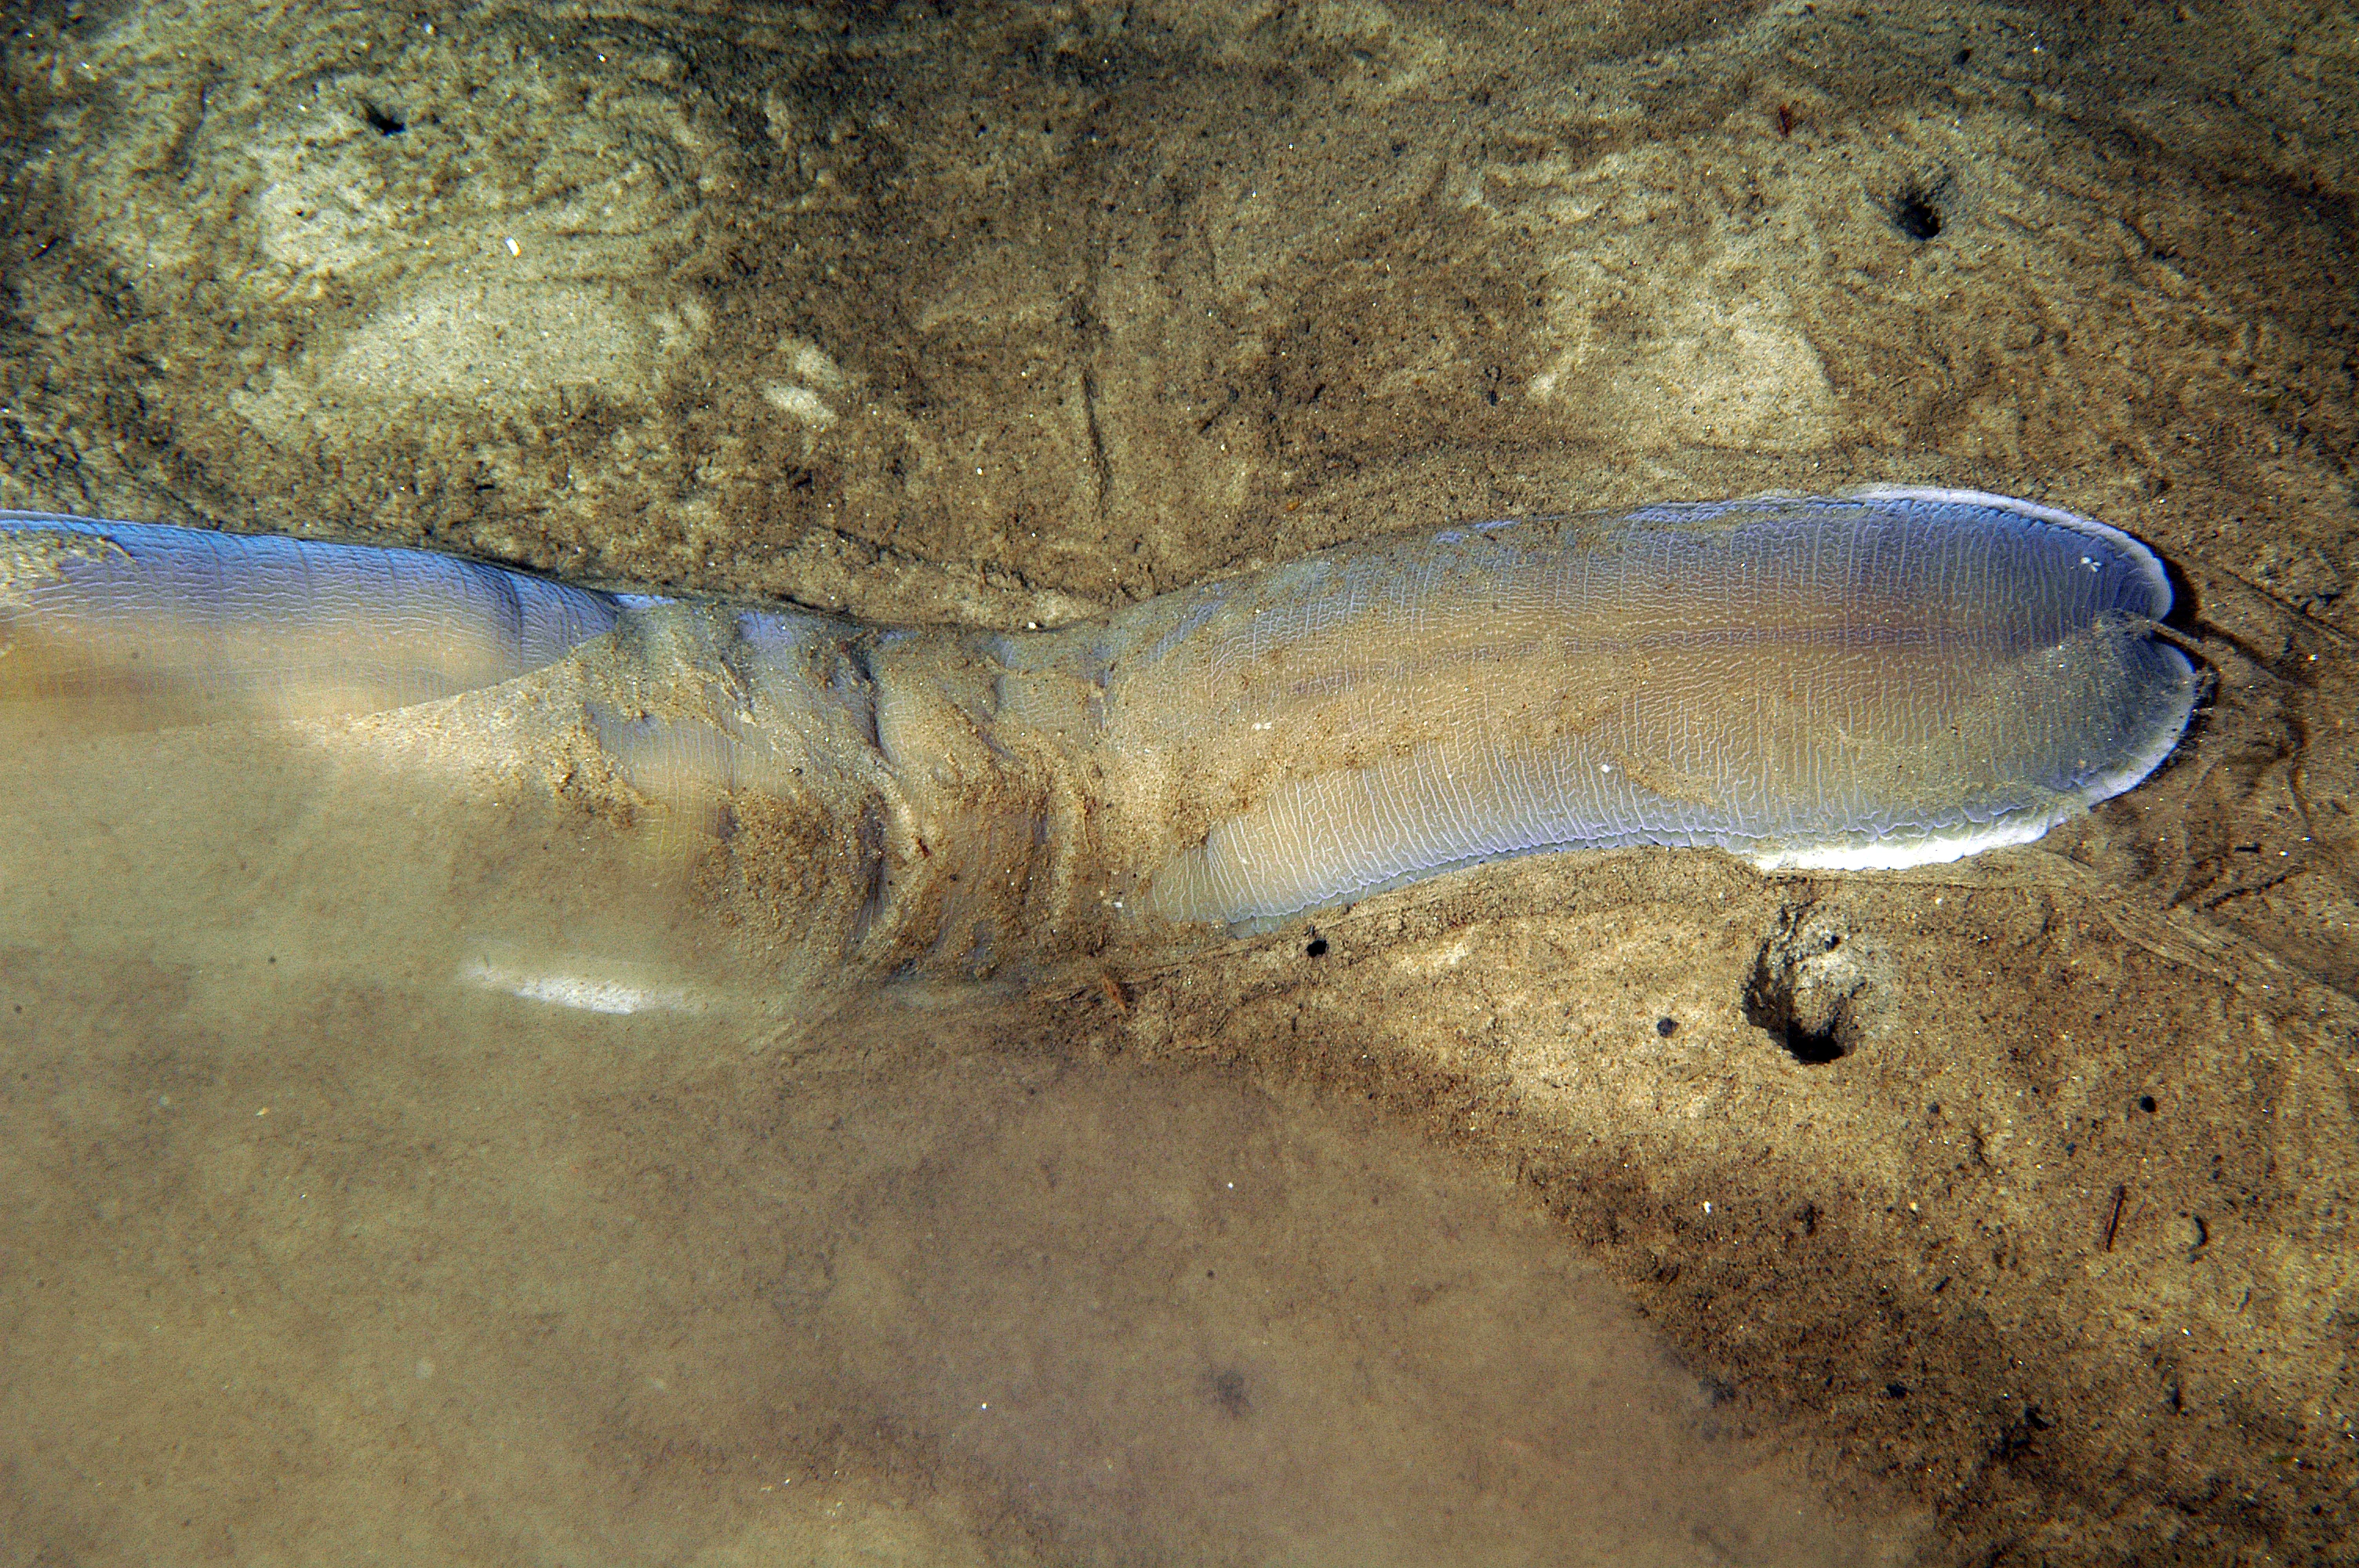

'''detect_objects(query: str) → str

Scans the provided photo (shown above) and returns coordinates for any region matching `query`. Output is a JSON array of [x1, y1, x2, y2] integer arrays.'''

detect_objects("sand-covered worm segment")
[[2, 489, 2197, 965]]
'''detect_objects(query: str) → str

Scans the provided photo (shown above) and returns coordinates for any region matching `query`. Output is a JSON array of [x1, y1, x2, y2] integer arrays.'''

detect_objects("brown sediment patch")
[[1082, 847, 2359, 1560]]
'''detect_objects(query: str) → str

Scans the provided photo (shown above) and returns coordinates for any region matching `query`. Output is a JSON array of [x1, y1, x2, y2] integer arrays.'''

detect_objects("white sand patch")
[[762, 382, 838, 429], [1508, 143, 1841, 451], [782, 339, 849, 392], [1533, 292, 1840, 451], [761, 339, 855, 435], [230, 278, 707, 437], [460, 953, 703, 1016], [335, 278, 685, 397]]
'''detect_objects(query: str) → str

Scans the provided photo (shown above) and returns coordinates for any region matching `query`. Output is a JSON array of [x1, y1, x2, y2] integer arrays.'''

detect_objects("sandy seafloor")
[[2, 1, 2357, 1563]]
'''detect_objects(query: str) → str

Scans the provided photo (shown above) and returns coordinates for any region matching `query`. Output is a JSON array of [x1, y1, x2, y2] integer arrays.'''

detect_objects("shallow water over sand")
[[0, 721, 1914, 1564]]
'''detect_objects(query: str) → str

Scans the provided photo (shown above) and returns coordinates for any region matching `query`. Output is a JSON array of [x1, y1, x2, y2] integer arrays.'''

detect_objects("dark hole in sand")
[[1743, 959, 1853, 1065], [1780, 1019, 1847, 1065], [1890, 184, 1943, 241]]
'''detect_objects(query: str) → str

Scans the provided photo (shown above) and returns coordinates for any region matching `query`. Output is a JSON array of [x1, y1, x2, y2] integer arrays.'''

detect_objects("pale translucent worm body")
[[1, 490, 2197, 970]]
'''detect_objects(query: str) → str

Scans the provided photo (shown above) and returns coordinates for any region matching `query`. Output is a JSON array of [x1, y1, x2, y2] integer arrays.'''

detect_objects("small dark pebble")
[[1655, 1017, 1678, 1037], [1305, 937, 1329, 957]]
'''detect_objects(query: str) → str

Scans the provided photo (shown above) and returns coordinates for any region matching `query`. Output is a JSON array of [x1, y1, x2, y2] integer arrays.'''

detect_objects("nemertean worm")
[[2, 488, 2197, 962]]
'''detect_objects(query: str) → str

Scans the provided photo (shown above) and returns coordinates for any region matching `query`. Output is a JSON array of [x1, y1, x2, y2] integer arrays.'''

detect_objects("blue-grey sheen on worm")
[[1, 489, 2197, 964], [0, 511, 631, 727], [1023, 486, 2200, 927]]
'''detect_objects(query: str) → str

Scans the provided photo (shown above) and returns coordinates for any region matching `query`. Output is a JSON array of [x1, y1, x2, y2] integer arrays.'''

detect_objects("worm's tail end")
[[0, 514, 624, 732]]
